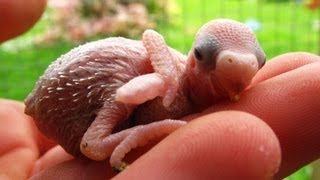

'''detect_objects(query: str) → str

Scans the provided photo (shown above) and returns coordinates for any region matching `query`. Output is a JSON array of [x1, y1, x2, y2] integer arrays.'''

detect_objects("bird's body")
[[25, 19, 266, 171]]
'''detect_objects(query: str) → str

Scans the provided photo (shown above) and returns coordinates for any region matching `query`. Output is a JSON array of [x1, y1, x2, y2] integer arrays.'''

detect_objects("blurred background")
[[0, 0, 319, 179]]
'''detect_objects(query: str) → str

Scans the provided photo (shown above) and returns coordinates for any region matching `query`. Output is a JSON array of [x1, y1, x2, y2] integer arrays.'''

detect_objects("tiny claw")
[[230, 94, 240, 102], [162, 92, 175, 107], [112, 161, 129, 173], [162, 84, 178, 107]]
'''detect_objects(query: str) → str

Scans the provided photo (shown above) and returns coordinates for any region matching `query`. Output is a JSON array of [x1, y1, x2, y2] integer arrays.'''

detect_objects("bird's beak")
[[212, 50, 259, 101]]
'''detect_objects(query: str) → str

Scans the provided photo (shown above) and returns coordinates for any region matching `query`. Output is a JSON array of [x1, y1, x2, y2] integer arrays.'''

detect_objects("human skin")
[[0, 1, 319, 179], [24, 19, 266, 171], [1, 52, 320, 179], [0, 0, 46, 43]]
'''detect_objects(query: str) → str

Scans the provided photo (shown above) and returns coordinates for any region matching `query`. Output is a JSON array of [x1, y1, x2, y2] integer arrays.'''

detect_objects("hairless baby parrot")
[[24, 19, 266, 172]]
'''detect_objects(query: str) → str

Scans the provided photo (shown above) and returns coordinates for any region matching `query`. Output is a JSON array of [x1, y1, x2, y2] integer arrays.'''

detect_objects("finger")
[[0, 0, 46, 42], [0, 99, 56, 179], [31, 145, 74, 175], [29, 159, 112, 180], [115, 111, 281, 179], [0, 100, 38, 179], [203, 62, 320, 178], [0, 99, 56, 154], [29, 140, 159, 179], [0, 98, 25, 111], [252, 52, 320, 85]]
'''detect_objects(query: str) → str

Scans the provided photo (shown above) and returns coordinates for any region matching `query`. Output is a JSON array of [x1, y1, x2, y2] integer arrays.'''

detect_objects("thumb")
[[115, 111, 281, 179], [0, 0, 46, 42]]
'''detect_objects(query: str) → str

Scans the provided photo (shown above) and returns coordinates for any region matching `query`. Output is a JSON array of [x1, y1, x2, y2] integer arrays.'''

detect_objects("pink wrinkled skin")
[[25, 19, 266, 170]]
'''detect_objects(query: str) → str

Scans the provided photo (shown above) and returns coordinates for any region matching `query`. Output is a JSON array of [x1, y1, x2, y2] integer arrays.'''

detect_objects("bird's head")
[[186, 19, 266, 105]]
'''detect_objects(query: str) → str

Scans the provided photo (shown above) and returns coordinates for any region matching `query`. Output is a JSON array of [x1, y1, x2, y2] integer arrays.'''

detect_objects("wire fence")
[[0, 1, 319, 179], [166, 0, 319, 57], [0, 0, 319, 99]]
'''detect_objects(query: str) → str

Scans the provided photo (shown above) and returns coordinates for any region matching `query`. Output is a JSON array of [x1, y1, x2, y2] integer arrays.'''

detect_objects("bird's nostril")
[[227, 58, 233, 63]]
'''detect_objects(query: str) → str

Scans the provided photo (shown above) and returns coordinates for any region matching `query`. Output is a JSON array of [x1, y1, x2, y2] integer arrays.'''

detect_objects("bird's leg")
[[142, 30, 181, 107], [110, 119, 187, 172], [115, 30, 186, 107], [80, 101, 133, 161]]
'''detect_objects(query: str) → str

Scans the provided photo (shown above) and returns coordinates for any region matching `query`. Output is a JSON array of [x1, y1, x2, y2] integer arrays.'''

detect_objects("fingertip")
[[30, 159, 111, 180], [31, 146, 74, 175], [0, 99, 56, 154], [115, 111, 281, 179], [0, 0, 46, 42], [208, 61, 320, 178], [0, 103, 38, 179], [0, 100, 37, 154], [252, 52, 320, 85], [0, 99, 25, 112]]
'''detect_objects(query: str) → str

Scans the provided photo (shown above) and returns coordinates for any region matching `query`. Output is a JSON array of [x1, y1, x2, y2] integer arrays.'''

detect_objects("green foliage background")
[[0, 1, 318, 179]]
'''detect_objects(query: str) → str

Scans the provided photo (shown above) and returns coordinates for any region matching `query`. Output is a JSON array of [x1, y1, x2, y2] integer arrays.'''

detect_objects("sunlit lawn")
[[159, 0, 319, 56], [0, 0, 318, 179]]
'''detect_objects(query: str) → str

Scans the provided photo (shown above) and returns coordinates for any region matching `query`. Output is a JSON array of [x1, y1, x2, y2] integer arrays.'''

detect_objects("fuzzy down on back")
[[25, 37, 153, 157]]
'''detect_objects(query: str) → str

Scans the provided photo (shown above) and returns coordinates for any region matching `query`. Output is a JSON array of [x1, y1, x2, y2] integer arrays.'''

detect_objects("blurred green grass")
[[0, 1, 318, 179], [1, 0, 318, 100], [158, 0, 319, 55], [0, 41, 74, 99]]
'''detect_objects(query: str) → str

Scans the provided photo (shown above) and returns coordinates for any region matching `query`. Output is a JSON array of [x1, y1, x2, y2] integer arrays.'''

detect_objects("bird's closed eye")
[[194, 47, 203, 61], [260, 56, 266, 68]]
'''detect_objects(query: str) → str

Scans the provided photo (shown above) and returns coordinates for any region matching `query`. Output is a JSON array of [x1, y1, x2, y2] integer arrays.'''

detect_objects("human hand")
[[1, 1, 318, 179], [0, 0, 46, 43], [0, 52, 319, 179]]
